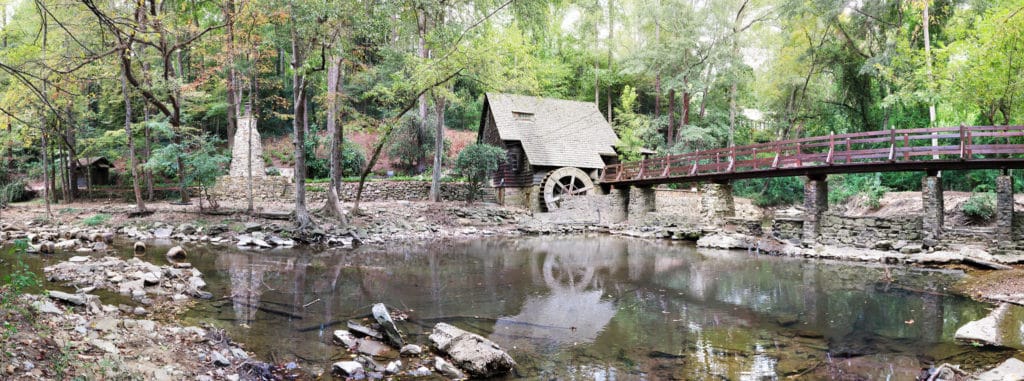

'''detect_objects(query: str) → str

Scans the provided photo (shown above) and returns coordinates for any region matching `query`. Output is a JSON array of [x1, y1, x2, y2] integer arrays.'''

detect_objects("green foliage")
[[341, 141, 367, 178], [145, 133, 229, 193], [0, 179, 25, 208], [830, 174, 888, 208], [962, 192, 996, 223], [1, 240, 40, 307], [81, 213, 111, 227], [454, 143, 506, 203], [734, 177, 804, 207], [614, 86, 659, 161]]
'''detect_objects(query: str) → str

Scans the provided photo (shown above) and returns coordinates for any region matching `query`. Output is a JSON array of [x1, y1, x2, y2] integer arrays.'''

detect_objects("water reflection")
[[168, 236, 1009, 379]]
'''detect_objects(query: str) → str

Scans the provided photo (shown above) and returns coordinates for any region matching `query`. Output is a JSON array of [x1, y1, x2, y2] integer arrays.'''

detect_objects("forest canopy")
[[1, 0, 1023, 212]]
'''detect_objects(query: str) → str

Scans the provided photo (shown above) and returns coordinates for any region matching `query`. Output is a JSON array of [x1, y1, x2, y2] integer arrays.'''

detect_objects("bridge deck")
[[602, 125, 1024, 186]]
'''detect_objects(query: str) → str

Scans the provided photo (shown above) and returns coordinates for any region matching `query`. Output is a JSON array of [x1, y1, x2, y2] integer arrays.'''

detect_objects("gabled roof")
[[481, 93, 619, 169], [75, 157, 114, 168]]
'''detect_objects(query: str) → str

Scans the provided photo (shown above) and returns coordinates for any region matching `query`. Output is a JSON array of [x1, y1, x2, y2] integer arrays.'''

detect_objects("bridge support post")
[[628, 186, 656, 221], [922, 172, 943, 241], [606, 186, 630, 224], [802, 175, 828, 244], [996, 173, 1014, 241], [700, 181, 734, 227]]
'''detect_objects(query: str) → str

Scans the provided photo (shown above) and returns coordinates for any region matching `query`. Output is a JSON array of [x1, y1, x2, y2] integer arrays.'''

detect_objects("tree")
[[453, 143, 505, 203]]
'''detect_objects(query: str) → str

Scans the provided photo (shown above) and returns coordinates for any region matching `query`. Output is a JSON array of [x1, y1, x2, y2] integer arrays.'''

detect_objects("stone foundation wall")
[[771, 218, 803, 242], [538, 191, 627, 225], [212, 178, 486, 204], [817, 213, 922, 247], [210, 176, 293, 203], [499, 186, 540, 211]]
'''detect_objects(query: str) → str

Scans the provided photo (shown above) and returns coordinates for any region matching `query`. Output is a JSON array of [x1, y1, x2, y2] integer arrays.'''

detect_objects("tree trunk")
[[290, 19, 314, 235], [322, 55, 346, 220], [173, 50, 190, 203], [667, 89, 675, 147], [416, 9, 429, 175], [429, 91, 445, 202], [224, 0, 238, 149], [40, 126, 51, 218], [143, 104, 154, 200], [122, 70, 147, 212], [682, 76, 691, 127], [653, 14, 661, 120]]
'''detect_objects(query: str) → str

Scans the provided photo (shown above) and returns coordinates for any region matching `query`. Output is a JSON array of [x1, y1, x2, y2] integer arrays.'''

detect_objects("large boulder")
[[429, 323, 515, 378], [955, 303, 1008, 346], [975, 358, 1024, 381], [372, 303, 404, 347], [696, 233, 747, 250]]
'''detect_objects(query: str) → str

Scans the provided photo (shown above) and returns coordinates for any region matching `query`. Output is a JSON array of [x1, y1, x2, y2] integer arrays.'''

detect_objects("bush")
[[962, 192, 996, 223], [81, 213, 111, 226], [454, 143, 506, 203], [734, 177, 804, 207], [2, 240, 40, 307], [341, 141, 367, 177]]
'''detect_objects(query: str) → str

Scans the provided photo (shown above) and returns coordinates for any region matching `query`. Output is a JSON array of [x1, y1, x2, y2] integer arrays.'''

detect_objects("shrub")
[[81, 213, 111, 226], [1, 240, 40, 307], [734, 177, 804, 207], [454, 143, 506, 203], [962, 192, 996, 223]]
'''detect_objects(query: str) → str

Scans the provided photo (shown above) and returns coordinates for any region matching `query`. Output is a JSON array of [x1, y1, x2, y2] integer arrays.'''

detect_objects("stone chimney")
[[228, 112, 266, 178]]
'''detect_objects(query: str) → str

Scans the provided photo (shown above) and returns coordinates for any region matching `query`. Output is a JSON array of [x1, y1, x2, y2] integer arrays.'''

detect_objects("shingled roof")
[[480, 93, 619, 169]]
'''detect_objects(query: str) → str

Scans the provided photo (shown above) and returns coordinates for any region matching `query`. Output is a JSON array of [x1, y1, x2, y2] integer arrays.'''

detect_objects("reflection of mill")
[[493, 239, 622, 350]]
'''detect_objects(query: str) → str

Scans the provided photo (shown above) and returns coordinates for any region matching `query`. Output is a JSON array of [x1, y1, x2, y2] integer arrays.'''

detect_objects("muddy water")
[[2, 236, 1019, 379]]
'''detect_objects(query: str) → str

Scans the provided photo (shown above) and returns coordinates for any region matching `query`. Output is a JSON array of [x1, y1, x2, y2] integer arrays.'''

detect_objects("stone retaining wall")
[[771, 218, 803, 242], [817, 213, 922, 247], [211, 177, 486, 203]]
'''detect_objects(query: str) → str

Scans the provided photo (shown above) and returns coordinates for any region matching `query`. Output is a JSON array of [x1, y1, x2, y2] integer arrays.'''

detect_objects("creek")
[[2, 235, 1019, 379]]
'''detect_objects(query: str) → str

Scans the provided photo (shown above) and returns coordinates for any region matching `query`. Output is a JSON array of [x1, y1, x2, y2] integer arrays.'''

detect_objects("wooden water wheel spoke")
[[541, 167, 595, 212]]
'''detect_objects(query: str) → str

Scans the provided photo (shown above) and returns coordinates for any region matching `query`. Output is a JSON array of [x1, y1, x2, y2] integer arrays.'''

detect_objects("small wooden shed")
[[477, 93, 620, 211], [73, 157, 115, 188]]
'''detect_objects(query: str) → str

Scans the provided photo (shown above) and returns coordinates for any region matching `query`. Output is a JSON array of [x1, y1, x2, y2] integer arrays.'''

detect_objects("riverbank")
[[2, 196, 1024, 379]]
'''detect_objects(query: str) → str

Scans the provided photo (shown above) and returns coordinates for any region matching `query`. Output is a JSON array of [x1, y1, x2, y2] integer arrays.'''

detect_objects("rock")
[[91, 241, 108, 251], [334, 330, 357, 348], [133, 307, 148, 316], [166, 246, 187, 260], [142, 272, 162, 285], [68, 256, 91, 263], [429, 323, 515, 377], [400, 344, 423, 356], [696, 233, 747, 250], [434, 357, 465, 379], [229, 347, 248, 360], [899, 244, 923, 254], [354, 338, 397, 358], [48, 290, 87, 305], [211, 351, 231, 367], [251, 238, 272, 248], [975, 358, 1024, 381], [347, 321, 383, 340], [409, 366, 432, 377], [177, 223, 197, 235], [90, 317, 119, 332], [872, 240, 892, 251], [32, 300, 62, 315], [153, 228, 173, 239], [133, 241, 146, 254], [244, 223, 263, 233], [89, 339, 119, 354], [55, 239, 79, 251], [955, 304, 1008, 346], [332, 361, 364, 377], [372, 303, 404, 347], [385, 360, 401, 374]]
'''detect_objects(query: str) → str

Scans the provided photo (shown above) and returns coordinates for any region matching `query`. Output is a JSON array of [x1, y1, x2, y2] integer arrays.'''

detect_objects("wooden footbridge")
[[602, 125, 1024, 186]]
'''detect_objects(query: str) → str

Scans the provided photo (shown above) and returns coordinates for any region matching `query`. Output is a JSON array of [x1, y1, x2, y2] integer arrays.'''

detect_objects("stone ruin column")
[[996, 173, 1014, 241], [700, 181, 735, 227], [921, 171, 943, 242], [229, 114, 266, 179], [802, 175, 828, 244]]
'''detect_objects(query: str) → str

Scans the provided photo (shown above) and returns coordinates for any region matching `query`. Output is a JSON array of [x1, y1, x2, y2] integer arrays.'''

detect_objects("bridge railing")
[[602, 125, 1024, 184]]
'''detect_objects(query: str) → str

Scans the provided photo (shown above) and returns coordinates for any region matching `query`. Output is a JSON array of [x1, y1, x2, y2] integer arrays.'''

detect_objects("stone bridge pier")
[[700, 181, 735, 227], [996, 173, 1015, 241], [802, 175, 828, 244], [922, 171, 943, 241], [627, 186, 656, 221]]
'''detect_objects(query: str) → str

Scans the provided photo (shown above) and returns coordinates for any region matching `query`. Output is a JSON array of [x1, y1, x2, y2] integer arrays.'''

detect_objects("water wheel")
[[541, 167, 594, 211]]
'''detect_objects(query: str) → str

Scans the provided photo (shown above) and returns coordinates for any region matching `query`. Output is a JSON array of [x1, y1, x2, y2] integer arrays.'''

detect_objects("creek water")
[[2, 235, 1019, 379]]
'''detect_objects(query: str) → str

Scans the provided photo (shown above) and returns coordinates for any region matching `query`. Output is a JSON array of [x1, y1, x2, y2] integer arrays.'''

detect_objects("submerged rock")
[[134, 241, 146, 255], [975, 358, 1024, 381], [955, 303, 1009, 346], [372, 303, 404, 347], [428, 323, 515, 377], [332, 361, 364, 377], [166, 246, 187, 260], [399, 344, 423, 356], [434, 357, 464, 379]]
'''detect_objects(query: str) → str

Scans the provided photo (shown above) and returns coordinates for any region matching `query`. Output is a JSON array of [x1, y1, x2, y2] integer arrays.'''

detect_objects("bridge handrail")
[[602, 125, 1024, 184]]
